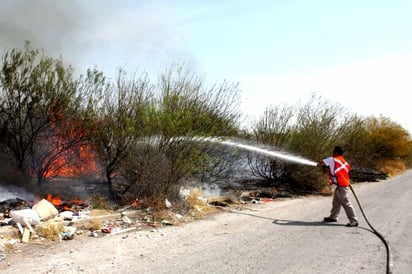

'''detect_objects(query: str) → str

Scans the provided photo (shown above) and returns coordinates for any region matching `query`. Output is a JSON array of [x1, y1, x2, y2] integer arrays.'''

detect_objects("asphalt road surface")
[[2, 170, 412, 274]]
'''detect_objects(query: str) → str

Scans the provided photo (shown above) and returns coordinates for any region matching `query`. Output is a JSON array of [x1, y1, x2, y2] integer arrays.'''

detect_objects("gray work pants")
[[330, 186, 358, 223]]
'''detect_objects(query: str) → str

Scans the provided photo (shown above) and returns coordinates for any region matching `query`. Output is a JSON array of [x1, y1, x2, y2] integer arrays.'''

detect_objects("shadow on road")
[[220, 208, 367, 229], [220, 208, 275, 221], [273, 219, 346, 227], [221, 209, 346, 227]]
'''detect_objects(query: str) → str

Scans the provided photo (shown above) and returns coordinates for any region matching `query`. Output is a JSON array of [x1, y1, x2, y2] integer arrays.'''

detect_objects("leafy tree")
[[332, 115, 371, 167], [290, 94, 349, 159], [252, 105, 295, 147], [84, 68, 154, 197], [248, 94, 354, 192], [248, 104, 297, 187], [120, 64, 241, 202], [364, 115, 412, 172], [0, 42, 80, 184]]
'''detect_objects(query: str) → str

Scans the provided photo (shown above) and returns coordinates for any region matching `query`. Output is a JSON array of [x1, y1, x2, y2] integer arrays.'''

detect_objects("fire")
[[71, 197, 84, 206], [46, 194, 86, 210], [42, 144, 100, 178], [47, 194, 62, 206], [37, 108, 101, 179]]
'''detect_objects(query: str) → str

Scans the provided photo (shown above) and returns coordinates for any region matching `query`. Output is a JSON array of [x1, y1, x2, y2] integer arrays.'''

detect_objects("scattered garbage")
[[10, 209, 40, 226], [32, 199, 59, 221], [0, 187, 274, 251], [165, 199, 172, 208], [59, 211, 74, 220], [161, 220, 173, 226], [60, 226, 76, 240]]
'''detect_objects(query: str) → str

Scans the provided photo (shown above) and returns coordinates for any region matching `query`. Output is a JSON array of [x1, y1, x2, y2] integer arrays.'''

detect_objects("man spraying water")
[[318, 146, 359, 227]]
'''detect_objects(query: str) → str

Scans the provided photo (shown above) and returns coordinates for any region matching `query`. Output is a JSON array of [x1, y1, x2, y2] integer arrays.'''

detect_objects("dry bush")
[[1, 239, 19, 251], [89, 194, 110, 209], [142, 195, 167, 212], [36, 223, 64, 241], [74, 217, 102, 231], [86, 219, 102, 231], [377, 159, 406, 177], [184, 188, 219, 219], [185, 188, 204, 206]]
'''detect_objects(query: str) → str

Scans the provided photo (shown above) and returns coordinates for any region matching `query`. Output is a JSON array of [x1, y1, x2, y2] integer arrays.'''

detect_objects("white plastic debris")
[[59, 211, 74, 220], [122, 216, 132, 224], [10, 209, 40, 226], [165, 198, 172, 208]]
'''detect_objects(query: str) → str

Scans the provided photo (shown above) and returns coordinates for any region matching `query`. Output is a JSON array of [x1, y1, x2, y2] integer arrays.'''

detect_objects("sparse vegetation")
[[86, 219, 102, 231], [89, 194, 110, 210], [247, 94, 412, 192], [1, 42, 411, 208]]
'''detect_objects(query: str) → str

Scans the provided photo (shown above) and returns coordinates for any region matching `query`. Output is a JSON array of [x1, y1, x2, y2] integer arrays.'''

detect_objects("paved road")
[[2, 170, 412, 273], [133, 171, 411, 274]]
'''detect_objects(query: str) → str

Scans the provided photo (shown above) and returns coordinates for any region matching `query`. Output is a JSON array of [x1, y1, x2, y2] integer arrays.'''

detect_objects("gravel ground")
[[1, 170, 412, 274]]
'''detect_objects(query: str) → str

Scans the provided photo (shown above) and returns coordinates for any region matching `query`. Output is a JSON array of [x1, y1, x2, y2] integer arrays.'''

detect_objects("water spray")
[[193, 137, 317, 166]]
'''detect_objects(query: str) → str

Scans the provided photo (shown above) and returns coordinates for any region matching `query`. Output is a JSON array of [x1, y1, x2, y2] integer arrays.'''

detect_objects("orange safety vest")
[[329, 155, 351, 187]]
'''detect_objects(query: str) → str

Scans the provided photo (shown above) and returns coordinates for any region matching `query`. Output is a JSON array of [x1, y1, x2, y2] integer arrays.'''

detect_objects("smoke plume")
[[0, 0, 91, 65], [0, 0, 194, 77]]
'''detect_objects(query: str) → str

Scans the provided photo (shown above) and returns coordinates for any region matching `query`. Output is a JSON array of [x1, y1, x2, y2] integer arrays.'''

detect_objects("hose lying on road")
[[349, 184, 393, 274]]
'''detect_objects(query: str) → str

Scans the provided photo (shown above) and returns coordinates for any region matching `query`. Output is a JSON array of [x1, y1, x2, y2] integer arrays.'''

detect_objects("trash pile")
[[0, 196, 184, 258], [0, 187, 277, 260]]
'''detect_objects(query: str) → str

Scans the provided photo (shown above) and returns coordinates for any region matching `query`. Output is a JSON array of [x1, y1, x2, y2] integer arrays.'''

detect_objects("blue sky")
[[2, 0, 412, 133]]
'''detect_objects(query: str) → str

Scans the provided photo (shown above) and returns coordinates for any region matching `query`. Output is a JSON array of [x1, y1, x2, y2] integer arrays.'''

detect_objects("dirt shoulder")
[[1, 171, 412, 273]]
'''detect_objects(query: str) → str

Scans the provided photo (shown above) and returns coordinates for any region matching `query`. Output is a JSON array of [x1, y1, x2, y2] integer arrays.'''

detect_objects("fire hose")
[[349, 184, 393, 274]]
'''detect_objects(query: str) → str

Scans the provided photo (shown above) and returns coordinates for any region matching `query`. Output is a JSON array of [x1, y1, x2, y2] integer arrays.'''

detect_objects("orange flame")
[[71, 197, 84, 206], [47, 194, 62, 206], [39, 109, 101, 179], [46, 194, 86, 210]]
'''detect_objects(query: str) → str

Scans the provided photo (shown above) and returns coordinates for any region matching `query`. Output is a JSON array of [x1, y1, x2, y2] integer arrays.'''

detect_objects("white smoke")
[[0, 0, 195, 78], [0, 0, 90, 65], [0, 183, 36, 202]]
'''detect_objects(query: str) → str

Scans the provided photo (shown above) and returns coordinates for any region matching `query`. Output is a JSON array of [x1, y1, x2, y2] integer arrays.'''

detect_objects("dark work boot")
[[323, 216, 337, 222]]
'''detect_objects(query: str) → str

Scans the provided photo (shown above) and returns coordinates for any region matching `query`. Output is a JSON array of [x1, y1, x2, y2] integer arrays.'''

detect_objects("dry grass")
[[147, 188, 221, 223], [36, 223, 65, 241], [185, 188, 220, 219], [379, 159, 406, 177], [142, 196, 168, 211], [206, 195, 241, 207], [90, 194, 110, 209], [1, 238, 19, 251], [2, 241, 15, 251], [85, 219, 102, 231]]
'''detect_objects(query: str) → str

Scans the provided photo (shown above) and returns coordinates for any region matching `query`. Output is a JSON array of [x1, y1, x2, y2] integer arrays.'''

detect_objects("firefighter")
[[318, 146, 358, 227]]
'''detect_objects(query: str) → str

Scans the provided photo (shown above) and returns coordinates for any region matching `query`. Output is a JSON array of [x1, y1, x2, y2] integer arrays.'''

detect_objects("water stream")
[[194, 137, 317, 166]]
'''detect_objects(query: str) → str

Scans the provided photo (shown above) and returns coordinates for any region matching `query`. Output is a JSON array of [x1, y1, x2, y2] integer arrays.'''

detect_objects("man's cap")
[[333, 146, 344, 155]]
